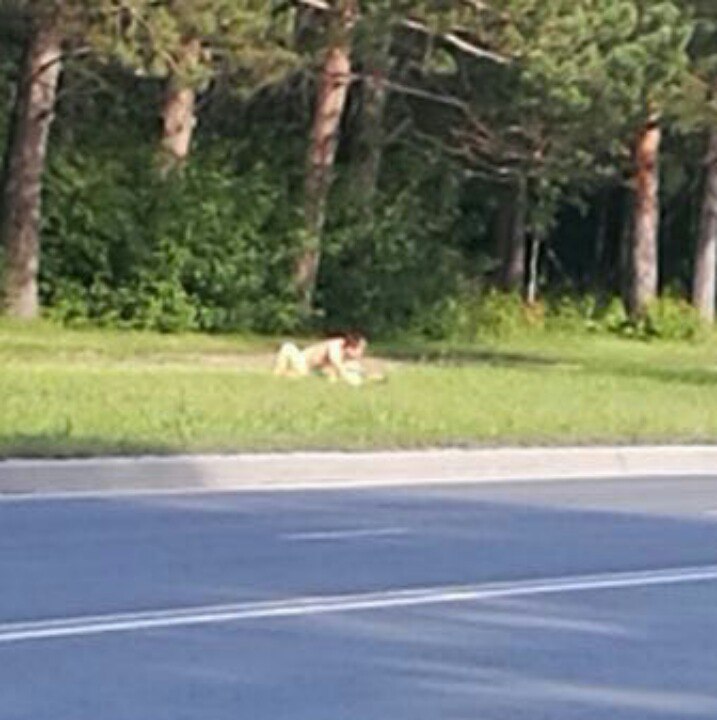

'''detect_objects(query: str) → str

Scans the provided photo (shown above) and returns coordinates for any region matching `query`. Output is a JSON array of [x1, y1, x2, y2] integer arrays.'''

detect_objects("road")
[[1, 475, 717, 719]]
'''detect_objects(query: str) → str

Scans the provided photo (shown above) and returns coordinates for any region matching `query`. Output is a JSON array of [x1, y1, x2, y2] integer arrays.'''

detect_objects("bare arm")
[[327, 340, 364, 385]]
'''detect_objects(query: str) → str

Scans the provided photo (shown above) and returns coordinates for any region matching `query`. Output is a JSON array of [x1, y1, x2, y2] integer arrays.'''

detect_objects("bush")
[[545, 292, 709, 342], [412, 288, 544, 341], [318, 191, 464, 336], [41, 145, 303, 333], [477, 290, 544, 338], [636, 293, 707, 341], [408, 289, 711, 344], [545, 294, 601, 333]]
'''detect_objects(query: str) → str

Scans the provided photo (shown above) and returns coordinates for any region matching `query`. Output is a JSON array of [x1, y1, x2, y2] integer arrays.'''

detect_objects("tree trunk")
[[619, 188, 633, 305], [296, 0, 356, 317], [627, 116, 661, 320], [693, 127, 717, 323], [353, 33, 391, 207], [497, 175, 527, 293], [593, 190, 608, 290], [1, 20, 62, 319], [160, 84, 196, 173], [159, 38, 201, 175], [525, 232, 542, 305]]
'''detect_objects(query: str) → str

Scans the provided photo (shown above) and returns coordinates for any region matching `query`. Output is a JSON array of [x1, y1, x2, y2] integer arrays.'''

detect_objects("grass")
[[1, 320, 717, 457]]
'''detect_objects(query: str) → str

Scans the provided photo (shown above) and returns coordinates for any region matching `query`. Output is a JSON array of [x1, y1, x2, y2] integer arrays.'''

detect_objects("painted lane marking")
[[1, 564, 716, 645], [282, 527, 409, 541]]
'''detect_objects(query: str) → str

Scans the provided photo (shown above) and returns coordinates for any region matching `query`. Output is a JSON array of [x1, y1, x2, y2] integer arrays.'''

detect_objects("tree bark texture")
[[496, 175, 527, 293], [628, 117, 661, 320], [693, 127, 717, 323], [159, 38, 201, 175], [1, 21, 62, 319], [352, 34, 392, 206], [593, 191, 608, 288], [525, 233, 541, 305], [296, 0, 356, 317]]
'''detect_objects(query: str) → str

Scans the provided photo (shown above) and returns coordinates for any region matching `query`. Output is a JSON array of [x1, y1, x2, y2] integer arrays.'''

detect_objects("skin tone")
[[274, 336, 368, 385]]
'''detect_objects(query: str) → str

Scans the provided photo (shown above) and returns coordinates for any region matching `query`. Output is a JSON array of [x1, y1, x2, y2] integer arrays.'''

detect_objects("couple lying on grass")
[[274, 332, 385, 386]]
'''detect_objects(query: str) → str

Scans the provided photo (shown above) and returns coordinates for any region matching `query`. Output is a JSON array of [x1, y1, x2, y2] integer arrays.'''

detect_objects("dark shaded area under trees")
[[1, 0, 717, 339]]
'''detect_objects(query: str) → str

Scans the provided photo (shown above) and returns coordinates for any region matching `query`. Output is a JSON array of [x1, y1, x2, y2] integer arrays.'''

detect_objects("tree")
[[688, 0, 717, 321], [442, 0, 691, 307], [296, 0, 357, 317], [1, 1, 62, 318], [494, 176, 527, 293], [623, 2, 691, 319], [0, 0, 297, 319], [349, 3, 395, 207], [294, 0, 510, 315], [90, 0, 295, 173], [695, 117, 717, 321], [628, 110, 661, 318]]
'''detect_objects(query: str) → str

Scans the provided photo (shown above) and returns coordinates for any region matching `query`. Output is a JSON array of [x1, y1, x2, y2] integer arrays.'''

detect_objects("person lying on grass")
[[273, 332, 384, 386]]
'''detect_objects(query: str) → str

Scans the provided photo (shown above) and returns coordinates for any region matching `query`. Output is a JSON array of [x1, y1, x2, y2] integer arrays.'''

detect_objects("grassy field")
[[1, 320, 717, 457]]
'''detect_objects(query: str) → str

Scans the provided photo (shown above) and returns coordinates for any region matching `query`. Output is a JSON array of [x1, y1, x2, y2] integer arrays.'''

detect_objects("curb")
[[1, 446, 716, 498]]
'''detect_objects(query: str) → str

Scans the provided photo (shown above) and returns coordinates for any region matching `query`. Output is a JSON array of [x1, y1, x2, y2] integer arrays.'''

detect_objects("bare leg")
[[274, 343, 308, 377]]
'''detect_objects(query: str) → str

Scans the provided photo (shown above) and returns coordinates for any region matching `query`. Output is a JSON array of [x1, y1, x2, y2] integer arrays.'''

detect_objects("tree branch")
[[400, 19, 509, 65], [292, 0, 511, 66]]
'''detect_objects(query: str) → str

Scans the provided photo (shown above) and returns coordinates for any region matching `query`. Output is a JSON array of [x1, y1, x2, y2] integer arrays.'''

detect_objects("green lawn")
[[1, 320, 717, 457]]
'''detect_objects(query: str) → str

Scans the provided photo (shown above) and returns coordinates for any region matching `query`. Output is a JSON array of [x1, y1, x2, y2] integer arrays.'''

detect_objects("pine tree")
[[1, 1, 62, 318], [438, 0, 691, 306], [89, 0, 295, 172], [687, 0, 717, 321], [296, 0, 358, 317]]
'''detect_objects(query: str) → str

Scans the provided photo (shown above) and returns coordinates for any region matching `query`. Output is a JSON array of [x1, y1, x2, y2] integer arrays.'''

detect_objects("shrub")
[[318, 191, 463, 336], [41, 145, 303, 332], [592, 290, 706, 342], [475, 289, 544, 338], [639, 293, 708, 341], [545, 294, 601, 333], [411, 289, 544, 341]]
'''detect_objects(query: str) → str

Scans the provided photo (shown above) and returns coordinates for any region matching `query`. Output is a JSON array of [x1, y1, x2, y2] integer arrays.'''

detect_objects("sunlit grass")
[[1, 321, 717, 457]]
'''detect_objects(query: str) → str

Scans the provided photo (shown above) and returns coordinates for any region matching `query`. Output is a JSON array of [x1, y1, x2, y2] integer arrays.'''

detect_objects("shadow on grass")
[[580, 359, 717, 388], [379, 340, 717, 388], [0, 434, 183, 460], [376, 344, 560, 368]]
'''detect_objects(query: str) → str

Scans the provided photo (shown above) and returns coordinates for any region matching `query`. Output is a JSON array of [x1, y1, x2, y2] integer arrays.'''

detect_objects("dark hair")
[[325, 330, 365, 348], [343, 331, 366, 347]]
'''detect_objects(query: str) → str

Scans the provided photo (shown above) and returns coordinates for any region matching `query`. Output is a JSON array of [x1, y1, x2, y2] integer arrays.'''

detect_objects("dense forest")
[[1, 0, 717, 339]]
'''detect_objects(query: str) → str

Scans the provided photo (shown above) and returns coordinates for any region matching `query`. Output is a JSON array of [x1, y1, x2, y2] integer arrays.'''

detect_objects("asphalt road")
[[2, 475, 717, 720]]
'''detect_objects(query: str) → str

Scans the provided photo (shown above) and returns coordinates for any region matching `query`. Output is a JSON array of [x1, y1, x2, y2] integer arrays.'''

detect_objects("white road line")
[[282, 527, 409, 541], [2, 565, 717, 646]]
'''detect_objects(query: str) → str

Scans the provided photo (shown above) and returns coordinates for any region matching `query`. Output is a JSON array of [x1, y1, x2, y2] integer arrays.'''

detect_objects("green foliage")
[[409, 290, 711, 343], [40, 145, 303, 332], [544, 294, 604, 334], [543, 292, 708, 342], [0, 0, 711, 341], [452, 0, 693, 229], [87, 0, 296, 90], [318, 189, 462, 336], [412, 289, 543, 341], [622, 292, 709, 341]]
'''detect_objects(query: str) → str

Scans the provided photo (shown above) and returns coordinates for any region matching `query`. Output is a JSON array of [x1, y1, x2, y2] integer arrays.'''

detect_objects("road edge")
[[1, 445, 716, 498]]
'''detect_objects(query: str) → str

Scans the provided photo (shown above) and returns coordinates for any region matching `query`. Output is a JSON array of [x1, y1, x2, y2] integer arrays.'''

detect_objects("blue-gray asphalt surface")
[[2, 476, 717, 720]]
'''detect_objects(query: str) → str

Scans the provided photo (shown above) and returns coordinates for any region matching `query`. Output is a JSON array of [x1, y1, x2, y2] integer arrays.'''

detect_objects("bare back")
[[302, 338, 346, 371]]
